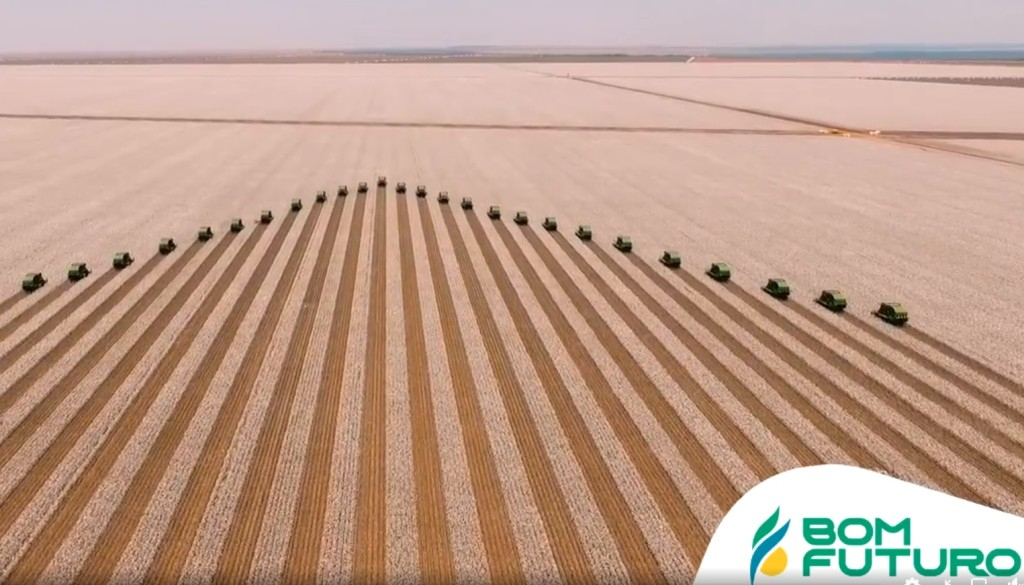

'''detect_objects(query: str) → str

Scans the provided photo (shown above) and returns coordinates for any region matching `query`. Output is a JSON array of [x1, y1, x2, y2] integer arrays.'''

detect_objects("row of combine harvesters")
[[17, 176, 909, 328]]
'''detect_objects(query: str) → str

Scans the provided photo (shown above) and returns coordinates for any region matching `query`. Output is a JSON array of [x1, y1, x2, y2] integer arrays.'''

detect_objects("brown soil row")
[[417, 200, 525, 583], [66, 227, 263, 583], [141, 210, 305, 584], [726, 284, 1022, 502], [0, 240, 222, 480], [661, 265, 982, 502], [904, 326, 1024, 395], [841, 313, 1024, 415], [581, 241, 822, 469], [0, 234, 243, 583], [0, 269, 120, 383], [0, 254, 167, 419], [215, 197, 340, 582], [352, 187, 389, 585], [283, 191, 369, 582], [511, 224, 715, 562], [439, 205, 589, 584], [0, 112, 821, 136], [0, 281, 72, 346], [0, 293, 26, 321], [884, 77, 1024, 89], [547, 231, 761, 500], [463, 209, 665, 584], [395, 194, 455, 582]]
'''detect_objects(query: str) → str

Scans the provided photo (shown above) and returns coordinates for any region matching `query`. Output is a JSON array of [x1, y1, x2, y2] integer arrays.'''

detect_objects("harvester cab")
[[873, 302, 908, 326], [113, 252, 135, 270], [659, 251, 681, 268], [575, 225, 593, 241], [815, 290, 848, 312], [377, 176, 387, 187], [396, 182, 407, 194], [22, 272, 47, 292], [613, 235, 633, 253], [337, 185, 349, 197], [316, 190, 327, 203], [762, 278, 791, 300], [542, 217, 558, 231], [159, 238, 177, 255], [705, 262, 732, 282], [438, 191, 450, 204], [416, 185, 427, 197], [260, 211, 274, 224], [198, 226, 214, 241], [291, 199, 303, 212], [513, 212, 529, 225], [486, 206, 501, 219], [358, 182, 369, 194], [67, 263, 91, 282], [231, 218, 245, 232], [461, 198, 474, 210]]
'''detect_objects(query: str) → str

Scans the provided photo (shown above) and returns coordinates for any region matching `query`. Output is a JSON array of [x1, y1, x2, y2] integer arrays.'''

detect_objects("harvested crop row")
[[0, 281, 73, 346]]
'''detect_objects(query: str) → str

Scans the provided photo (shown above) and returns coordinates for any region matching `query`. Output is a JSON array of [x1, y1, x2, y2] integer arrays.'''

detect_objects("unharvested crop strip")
[[393, 193, 454, 582], [352, 186, 389, 585], [460, 208, 666, 584], [417, 199, 525, 584], [583, 242, 821, 468], [283, 190, 368, 584], [0, 270, 119, 380], [0, 257, 161, 416], [905, 325, 1022, 397], [623, 255, 897, 471], [0, 281, 73, 346], [549, 231, 770, 495], [0, 243, 218, 482], [0, 236, 242, 583], [141, 206, 315, 584], [654, 263, 982, 503], [726, 288, 1024, 500], [215, 197, 342, 583], [440, 206, 591, 585], [62, 228, 262, 583], [492, 218, 704, 572]]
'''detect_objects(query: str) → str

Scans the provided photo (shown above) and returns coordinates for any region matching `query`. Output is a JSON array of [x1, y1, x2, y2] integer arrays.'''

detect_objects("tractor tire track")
[[654, 265, 982, 503], [624, 255, 894, 472], [393, 193, 454, 582], [726, 288, 1024, 501], [352, 186, 389, 585], [461, 208, 666, 585], [64, 227, 264, 584], [214, 197, 340, 583], [0, 243, 217, 485], [0, 282, 73, 347], [418, 199, 525, 584], [283, 190, 368, 584], [491, 219, 700, 575], [548, 231, 767, 499], [0, 257, 163, 417], [0, 236, 233, 582], [902, 327, 1024, 394], [141, 204, 312, 585], [440, 206, 590, 585], [583, 242, 821, 469], [0, 270, 120, 382]]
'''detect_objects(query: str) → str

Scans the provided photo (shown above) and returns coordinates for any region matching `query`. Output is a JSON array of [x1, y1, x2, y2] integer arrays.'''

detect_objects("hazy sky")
[[1, 0, 1023, 53]]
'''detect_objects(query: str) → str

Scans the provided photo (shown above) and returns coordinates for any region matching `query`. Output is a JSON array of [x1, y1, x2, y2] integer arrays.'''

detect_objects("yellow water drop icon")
[[760, 547, 787, 577]]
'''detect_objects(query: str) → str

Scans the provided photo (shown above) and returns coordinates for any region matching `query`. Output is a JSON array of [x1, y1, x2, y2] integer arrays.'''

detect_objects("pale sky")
[[1, 0, 1022, 53]]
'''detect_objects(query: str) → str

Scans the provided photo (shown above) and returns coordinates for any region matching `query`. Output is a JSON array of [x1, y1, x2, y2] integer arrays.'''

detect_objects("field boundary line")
[[581, 241, 821, 469], [62, 226, 266, 583], [417, 199, 525, 584], [352, 186, 389, 585], [138, 207, 306, 582], [395, 193, 455, 582], [215, 195, 343, 582], [548, 230, 771, 493], [283, 189, 368, 582], [652, 261, 983, 503], [464, 208, 668, 584], [440, 205, 591, 584], [725, 286, 1024, 501]]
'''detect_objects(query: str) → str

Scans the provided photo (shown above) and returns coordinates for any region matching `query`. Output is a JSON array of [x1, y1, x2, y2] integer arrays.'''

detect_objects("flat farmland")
[[0, 62, 1023, 585]]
